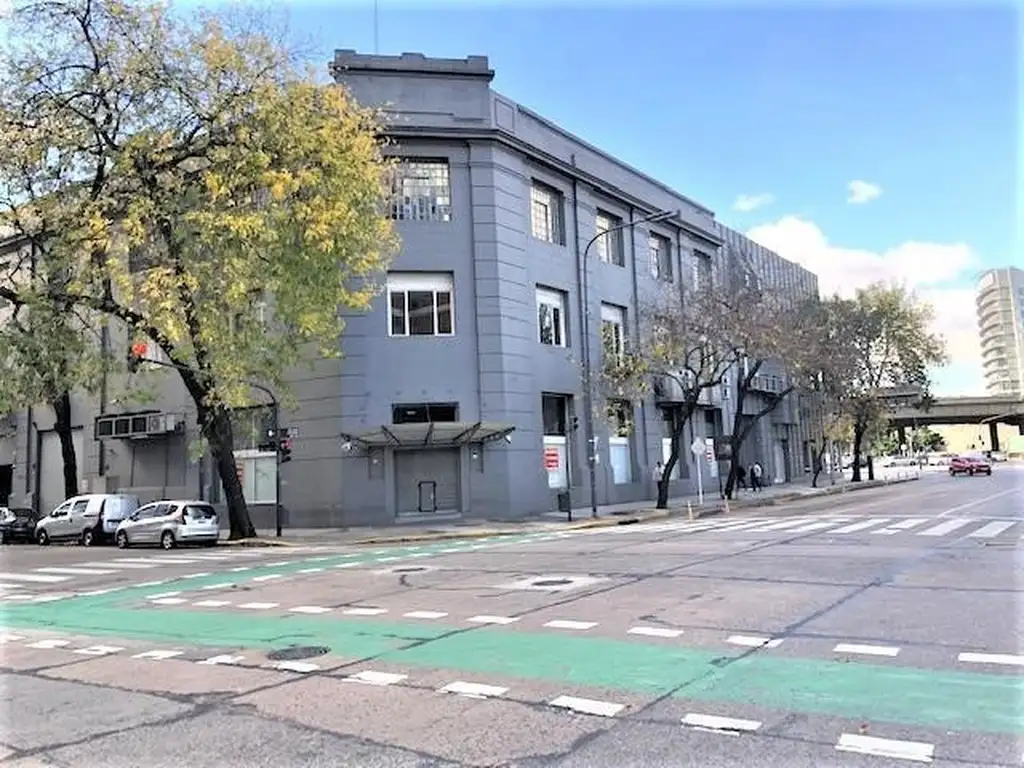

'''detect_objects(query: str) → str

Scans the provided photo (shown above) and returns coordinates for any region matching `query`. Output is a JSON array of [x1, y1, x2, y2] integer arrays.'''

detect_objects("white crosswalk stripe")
[[918, 519, 972, 537], [967, 520, 1016, 539], [872, 518, 928, 535]]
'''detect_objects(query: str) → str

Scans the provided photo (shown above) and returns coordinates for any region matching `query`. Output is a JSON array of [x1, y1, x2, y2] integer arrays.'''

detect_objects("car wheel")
[[115, 530, 129, 549], [36, 528, 50, 546], [81, 528, 95, 547], [160, 530, 175, 550]]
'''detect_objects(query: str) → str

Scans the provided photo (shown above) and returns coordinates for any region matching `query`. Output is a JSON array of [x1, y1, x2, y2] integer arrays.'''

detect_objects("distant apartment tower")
[[976, 267, 1024, 395]]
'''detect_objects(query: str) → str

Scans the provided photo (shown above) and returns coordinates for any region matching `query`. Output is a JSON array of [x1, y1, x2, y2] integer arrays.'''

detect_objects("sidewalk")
[[239, 468, 920, 547]]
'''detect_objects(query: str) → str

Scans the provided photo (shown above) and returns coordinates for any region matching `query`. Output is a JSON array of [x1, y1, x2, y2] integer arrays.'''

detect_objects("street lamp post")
[[579, 208, 676, 519]]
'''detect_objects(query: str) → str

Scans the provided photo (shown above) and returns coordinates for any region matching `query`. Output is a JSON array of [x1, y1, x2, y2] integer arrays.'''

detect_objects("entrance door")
[[395, 449, 461, 516], [773, 441, 787, 485]]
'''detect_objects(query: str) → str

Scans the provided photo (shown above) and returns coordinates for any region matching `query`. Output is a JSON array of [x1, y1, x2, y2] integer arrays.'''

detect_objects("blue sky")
[[281, 3, 1017, 395]]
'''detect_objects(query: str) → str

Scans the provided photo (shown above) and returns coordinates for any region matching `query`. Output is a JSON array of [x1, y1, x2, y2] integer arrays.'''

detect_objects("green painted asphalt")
[[2, 531, 1023, 736]]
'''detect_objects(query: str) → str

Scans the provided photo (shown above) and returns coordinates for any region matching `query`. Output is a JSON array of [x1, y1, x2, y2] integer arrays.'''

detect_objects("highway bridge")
[[889, 393, 1024, 452]]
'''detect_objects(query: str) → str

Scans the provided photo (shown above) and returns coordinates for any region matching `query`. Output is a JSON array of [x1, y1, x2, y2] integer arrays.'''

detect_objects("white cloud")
[[733, 193, 775, 213], [746, 215, 983, 396], [847, 180, 882, 205]]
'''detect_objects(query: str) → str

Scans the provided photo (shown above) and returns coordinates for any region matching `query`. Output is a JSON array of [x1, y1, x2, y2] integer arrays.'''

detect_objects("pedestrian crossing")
[[584, 514, 1024, 542]]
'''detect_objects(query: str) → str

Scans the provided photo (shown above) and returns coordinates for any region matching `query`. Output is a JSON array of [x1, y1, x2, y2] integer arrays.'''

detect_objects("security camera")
[[503, 434, 512, 444], [341, 441, 353, 453]]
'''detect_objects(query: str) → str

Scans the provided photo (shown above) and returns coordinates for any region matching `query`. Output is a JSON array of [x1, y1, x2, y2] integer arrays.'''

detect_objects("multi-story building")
[[976, 267, 1024, 396], [1, 50, 821, 526]]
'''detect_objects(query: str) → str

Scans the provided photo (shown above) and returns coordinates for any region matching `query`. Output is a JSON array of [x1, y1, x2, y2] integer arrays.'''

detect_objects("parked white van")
[[35, 494, 141, 546]]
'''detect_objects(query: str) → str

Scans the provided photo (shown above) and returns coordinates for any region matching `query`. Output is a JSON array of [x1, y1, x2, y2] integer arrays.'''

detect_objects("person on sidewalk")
[[750, 462, 763, 492], [736, 464, 747, 491]]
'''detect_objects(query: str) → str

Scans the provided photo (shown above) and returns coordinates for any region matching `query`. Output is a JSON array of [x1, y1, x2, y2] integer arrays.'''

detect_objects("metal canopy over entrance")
[[341, 421, 515, 449]]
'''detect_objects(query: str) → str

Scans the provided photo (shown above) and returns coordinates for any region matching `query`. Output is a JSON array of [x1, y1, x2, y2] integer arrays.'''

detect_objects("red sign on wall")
[[543, 447, 561, 471]]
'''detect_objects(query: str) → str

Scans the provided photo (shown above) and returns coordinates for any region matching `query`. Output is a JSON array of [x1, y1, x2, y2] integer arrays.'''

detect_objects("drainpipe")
[[570, 159, 590, 519]]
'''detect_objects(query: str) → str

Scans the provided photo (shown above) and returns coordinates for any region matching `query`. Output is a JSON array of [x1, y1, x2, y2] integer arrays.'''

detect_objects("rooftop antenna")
[[373, 0, 379, 54]]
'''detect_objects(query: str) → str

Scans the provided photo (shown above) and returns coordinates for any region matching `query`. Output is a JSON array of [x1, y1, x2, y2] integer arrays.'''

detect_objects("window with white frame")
[[595, 210, 624, 266], [388, 159, 452, 222], [608, 399, 633, 485], [536, 286, 567, 347], [692, 251, 713, 290], [649, 233, 673, 282], [600, 303, 626, 361], [387, 272, 454, 337], [530, 182, 565, 244]]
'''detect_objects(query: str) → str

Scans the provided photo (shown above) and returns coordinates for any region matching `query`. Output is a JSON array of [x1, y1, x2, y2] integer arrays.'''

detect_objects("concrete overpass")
[[889, 394, 1024, 452]]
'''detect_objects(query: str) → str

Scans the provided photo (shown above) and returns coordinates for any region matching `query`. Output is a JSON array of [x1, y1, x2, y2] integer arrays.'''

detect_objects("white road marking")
[[939, 487, 1020, 518], [334, 562, 360, 569], [181, 572, 212, 579], [439, 547, 462, 553], [78, 587, 118, 596], [439, 681, 508, 699], [549, 695, 624, 717], [133, 650, 183, 660], [628, 626, 683, 638], [835, 733, 934, 762], [150, 597, 187, 605], [919, 519, 972, 537], [0, 572, 69, 584], [251, 574, 282, 582], [297, 567, 324, 574], [27, 639, 70, 649], [201, 583, 234, 590], [375, 556, 400, 563], [193, 600, 231, 608], [834, 643, 900, 657], [4, 594, 36, 602], [145, 557, 199, 564], [74, 645, 125, 656], [408, 551, 433, 558], [33, 594, 71, 603], [403, 611, 448, 620], [682, 713, 762, 733], [265, 561, 292, 567], [112, 558, 165, 565], [135, 580, 168, 588], [85, 561, 154, 569], [785, 520, 842, 533], [343, 607, 387, 616], [968, 521, 1016, 539], [958, 652, 1024, 667], [726, 635, 783, 649], [873, 518, 928, 535], [273, 661, 319, 673], [239, 602, 278, 610], [544, 620, 598, 631], [467, 615, 518, 625], [290, 606, 332, 614], [229, 566, 252, 572], [0, 634, 25, 643], [197, 654, 244, 666], [830, 518, 890, 534], [34, 566, 118, 576], [346, 670, 408, 686], [748, 519, 813, 532], [146, 591, 182, 599]]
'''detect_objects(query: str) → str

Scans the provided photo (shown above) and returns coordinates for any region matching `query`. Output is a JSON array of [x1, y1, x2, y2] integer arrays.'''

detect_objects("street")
[[1, 469, 1022, 767]]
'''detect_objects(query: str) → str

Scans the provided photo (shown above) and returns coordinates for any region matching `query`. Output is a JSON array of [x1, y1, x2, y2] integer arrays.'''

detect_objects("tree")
[[819, 284, 946, 482], [0, 0, 398, 537], [601, 285, 743, 509]]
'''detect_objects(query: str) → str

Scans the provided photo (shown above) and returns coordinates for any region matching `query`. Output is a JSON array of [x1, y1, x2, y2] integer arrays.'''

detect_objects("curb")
[[218, 537, 301, 548]]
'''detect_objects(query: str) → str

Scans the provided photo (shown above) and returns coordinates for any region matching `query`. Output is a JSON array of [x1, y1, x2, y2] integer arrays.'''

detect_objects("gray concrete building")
[[976, 267, 1024, 396], [0, 51, 821, 525]]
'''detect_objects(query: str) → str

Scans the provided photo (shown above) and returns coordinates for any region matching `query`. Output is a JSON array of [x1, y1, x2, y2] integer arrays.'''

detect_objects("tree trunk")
[[810, 439, 828, 488], [200, 403, 256, 539], [656, 405, 691, 509], [851, 420, 866, 482], [51, 391, 79, 499]]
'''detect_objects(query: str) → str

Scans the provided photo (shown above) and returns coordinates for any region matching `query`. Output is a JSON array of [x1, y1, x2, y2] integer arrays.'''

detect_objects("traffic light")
[[126, 341, 147, 373], [279, 436, 293, 463]]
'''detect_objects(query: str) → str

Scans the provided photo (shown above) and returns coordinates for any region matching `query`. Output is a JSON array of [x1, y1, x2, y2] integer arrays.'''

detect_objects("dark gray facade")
[[1, 51, 821, 527]]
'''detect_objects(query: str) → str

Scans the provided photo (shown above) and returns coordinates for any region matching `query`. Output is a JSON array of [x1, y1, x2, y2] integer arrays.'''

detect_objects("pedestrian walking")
[[736, 464, 747, 490], [750, 462, 763, 492]]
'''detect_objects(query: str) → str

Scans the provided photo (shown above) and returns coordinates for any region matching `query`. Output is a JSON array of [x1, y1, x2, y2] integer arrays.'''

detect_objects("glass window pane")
[[389, 292, 406, 335], [436, 291, 452, 334], [253, 457, 277, 504], [539, 303, 554, 344], [551, 306, 562, 346], [407, 291, 436, 335]]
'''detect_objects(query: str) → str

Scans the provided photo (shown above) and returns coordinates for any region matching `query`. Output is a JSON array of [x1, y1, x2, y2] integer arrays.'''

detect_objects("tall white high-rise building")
[[976, 266, 1024, 396]]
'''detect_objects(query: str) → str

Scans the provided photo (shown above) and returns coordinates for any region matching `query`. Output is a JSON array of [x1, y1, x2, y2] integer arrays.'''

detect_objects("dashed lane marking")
[[346, 670, 408, 686], [197, 654, 244, 666], [543, 620, 598, 631], [132, 650, 183, 660], [439, 681, 508, 699], [627, 626, 683, 639], [34, 566, 119, 576], [403, 611, 448, 620], [0, 572, 70, 584], [682, 713, 762, 734], [549, 695, 624, 718], [726, 635, 783, 649], [467, 615, 518, 625], [835, 733, 934, 763], [290, 606, 331, 614], [834, 643, 900, 657], [958, 652, 1024, 667]]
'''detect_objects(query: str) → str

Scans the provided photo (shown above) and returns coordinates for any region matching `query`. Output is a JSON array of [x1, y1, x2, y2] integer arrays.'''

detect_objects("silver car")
[[114, 500, 220, 550]]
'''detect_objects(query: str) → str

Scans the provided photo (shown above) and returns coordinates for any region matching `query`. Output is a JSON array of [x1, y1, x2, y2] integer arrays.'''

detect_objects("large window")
[[595, 211, 624, 266], [387, 272, 454, 337], [607, 400, 633, 485], [600, 303, 626, 361], [388, 159, 452, 222], [542, 394, 571, 489], [530, 182, 565, 244], [650, 233, 673, 282], [536, 286, 567, 347], [233, 449, 277, 504], [693, 252, 713, 290]]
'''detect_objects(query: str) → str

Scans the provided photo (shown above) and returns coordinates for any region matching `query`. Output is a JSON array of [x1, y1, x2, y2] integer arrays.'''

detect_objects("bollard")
[[687, 501, 694, 521]]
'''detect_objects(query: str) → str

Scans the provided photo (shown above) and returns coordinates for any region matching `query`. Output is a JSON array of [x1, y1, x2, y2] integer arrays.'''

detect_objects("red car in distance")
[[949, 455, 993, 477]]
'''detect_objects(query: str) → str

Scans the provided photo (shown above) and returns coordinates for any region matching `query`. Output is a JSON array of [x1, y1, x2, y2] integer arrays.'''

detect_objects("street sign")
[[543, 447, 560, 471], [690, 438, 705, 456]]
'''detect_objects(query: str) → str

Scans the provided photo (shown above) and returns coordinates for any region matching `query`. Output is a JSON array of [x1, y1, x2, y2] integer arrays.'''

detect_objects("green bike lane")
[[2, 531, 1022, 739]]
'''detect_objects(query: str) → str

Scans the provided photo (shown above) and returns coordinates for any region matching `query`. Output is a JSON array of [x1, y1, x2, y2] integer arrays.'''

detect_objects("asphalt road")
[[1, 468, 1022, 767]]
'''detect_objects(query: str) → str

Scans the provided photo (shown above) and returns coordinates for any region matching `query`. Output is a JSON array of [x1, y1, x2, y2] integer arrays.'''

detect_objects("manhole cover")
[[266, 645, 330, 661], [392, 566, 428, 573], [532, 579, 573, 587]]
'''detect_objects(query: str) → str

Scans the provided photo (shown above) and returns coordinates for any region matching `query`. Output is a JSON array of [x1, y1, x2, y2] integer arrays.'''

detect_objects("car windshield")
[[11, 509, 34, 519]]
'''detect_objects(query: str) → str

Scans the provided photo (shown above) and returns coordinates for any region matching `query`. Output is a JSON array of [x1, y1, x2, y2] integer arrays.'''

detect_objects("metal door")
[[394, 449, 460, 516]]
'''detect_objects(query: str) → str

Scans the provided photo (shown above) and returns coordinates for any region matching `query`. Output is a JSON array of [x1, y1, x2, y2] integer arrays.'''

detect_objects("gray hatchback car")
[[114, 499, 220, 550]]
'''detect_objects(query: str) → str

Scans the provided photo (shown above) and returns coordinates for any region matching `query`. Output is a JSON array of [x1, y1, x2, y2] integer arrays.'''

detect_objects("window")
[[693, 252, 713, 290], [601, 304, 626, 360], [536, 286, 567, 347], [392, 403, 458, 423], [595, 211, 624, 266], [530, 182, 565, 244], [650, 233, 673, 282], [606, 400, 633, 485], [233, 449, 277, 504], [388, 159, 452, 222], [387, 272, 454, 337], [542, 394, 571, 490]]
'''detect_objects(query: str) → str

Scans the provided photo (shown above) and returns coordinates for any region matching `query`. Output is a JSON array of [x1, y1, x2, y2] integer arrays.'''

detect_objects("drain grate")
[[266, 645, 330, 662], [531, 578, 573, 587]]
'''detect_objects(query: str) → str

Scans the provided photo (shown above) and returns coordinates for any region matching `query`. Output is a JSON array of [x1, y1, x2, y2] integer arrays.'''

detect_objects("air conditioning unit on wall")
[[94, 412, 183, 441]]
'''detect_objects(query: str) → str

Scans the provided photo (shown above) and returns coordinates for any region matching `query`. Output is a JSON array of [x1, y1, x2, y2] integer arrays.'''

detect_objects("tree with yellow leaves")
[[0, 0, 398, 537]]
